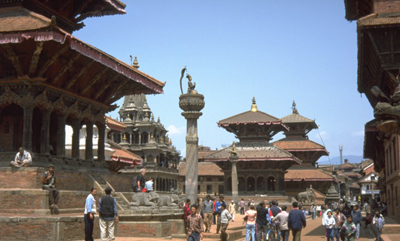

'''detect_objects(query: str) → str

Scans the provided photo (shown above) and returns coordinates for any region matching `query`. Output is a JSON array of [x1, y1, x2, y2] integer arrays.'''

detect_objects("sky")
[[74, 0, 373, 165]]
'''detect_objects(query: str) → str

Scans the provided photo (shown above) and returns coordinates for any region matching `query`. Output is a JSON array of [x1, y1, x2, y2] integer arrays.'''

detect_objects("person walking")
[[240, 198, 245, 215], [269, 200, 282, 241], [41, 164, 59, 215], [187, 205, 204, 241], [334, 209, 345, 241], [310, 204, 316, 220], [84, 188, 97, 241], [272, 205, 289, 241], [228, 200, 236, 222], [255, 201, 268, 241], [373, 210, 385, 241], [316, 205, 322, 218], [202, 195, 214, 233], [244, 204, 257, 241], [340, 216, 356, 241], [215, 195, 226, 234], [220, 203, 232, 241], [324, 211, 336, 241], [351, 205, 362, 239], [98, 187, 118, 241], [288, 202, 306, 241], [132, 168, 146, 192]]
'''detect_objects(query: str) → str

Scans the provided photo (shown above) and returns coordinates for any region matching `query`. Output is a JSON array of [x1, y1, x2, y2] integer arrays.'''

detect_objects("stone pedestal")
[[229, 154, 239, 212], [179, 93, 205, 205]]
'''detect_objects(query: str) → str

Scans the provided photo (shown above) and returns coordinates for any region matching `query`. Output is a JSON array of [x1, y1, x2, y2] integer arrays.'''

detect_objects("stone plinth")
[[179, 93, 205, 204]]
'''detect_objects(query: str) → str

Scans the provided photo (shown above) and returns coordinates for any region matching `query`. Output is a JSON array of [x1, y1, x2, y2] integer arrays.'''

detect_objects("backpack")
[[132, 176, 138, 189]]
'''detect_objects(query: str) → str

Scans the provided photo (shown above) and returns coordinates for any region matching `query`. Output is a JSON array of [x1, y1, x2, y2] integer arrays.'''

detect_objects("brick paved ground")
[[83, 213, 377, 241]]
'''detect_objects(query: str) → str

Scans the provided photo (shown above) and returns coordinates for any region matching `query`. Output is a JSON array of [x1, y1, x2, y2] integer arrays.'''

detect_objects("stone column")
[[138, 132, 142, 145], [85, 123, 93, 161], [71, 119, 80, 159], [40, 110, 51, 155], [97, 123, 105, 162], [57, 114, 67, 156], [179, 93, 205, 205], [22, 105, 34, 151], [230, 154, 239, 212], [119, 133, 123, 143]]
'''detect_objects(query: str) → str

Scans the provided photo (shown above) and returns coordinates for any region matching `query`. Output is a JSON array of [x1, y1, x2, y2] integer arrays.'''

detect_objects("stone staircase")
[[89, 173, 131, 213]]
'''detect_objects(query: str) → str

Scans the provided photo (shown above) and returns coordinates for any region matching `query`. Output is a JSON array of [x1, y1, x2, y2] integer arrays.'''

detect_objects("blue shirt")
[[97, 195, 118, 221], [84, 193, 96, 214], [215, 201, 225, 212]]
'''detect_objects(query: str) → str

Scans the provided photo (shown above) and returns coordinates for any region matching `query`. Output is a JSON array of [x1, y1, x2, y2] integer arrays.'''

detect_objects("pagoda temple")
[[204, 98, 301, 195], [0, 0, 164, 167], [273, 102, 335, 195]]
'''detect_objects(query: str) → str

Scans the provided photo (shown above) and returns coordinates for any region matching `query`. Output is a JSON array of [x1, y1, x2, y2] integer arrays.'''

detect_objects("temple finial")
[[292, 101, 299, 114], [151, 114, 154, 121], [251, 97, 258, 112], [132, 56, 140, 69]]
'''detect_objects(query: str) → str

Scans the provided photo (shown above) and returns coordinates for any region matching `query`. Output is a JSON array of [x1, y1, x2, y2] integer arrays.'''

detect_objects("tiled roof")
[[338, 163, 356, 169], [178, 162, 224, 176], [111, 148, 141, 161], [198, 150, 218, 160], [0, 7, 52, 32], [285, 169, 334, 181], [273, 139, 328, 154], [218, 110, 282, 126], [106, 116, 126, 132], [281, 113, 316, 125], [358, 13, 400, 27], [203, 144, 301, 164], [340, 172, 362, 178]]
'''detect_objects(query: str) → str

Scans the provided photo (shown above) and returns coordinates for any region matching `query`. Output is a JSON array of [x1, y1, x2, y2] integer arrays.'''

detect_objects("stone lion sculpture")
[[129, 192, 159, 207], [297, 188, 316, 203]]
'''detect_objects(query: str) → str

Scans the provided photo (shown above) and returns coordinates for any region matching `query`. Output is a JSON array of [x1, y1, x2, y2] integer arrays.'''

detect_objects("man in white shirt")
[[145, 177, 154, 192], [10, 147, 32, 167], [84, 188, 97, 241]]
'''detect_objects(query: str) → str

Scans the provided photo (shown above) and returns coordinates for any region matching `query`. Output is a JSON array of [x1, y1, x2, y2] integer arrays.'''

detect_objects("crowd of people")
[[183, 197, 387, 241]]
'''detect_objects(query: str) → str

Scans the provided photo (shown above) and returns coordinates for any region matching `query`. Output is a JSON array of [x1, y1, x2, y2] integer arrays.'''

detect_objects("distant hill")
[[318, 155, 364, 165]]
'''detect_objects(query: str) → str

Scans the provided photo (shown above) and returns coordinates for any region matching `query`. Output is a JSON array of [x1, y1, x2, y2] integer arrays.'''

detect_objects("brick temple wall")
[[106, 174, 133, 192]]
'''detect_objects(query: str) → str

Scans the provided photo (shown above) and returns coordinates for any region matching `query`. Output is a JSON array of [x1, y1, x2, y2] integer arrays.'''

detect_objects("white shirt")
[[145, 180, 153, 191], [14, 150, 32, 163], [324, 216, 336, 228]]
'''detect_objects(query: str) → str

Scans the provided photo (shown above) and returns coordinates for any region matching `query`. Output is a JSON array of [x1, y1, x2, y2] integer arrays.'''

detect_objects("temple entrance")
[[247, 176, 255, 192], [267, 176, 276, 191], [257, 176, 265, 192], [0, 104, 23, 152], [32, 107, 43, 153]]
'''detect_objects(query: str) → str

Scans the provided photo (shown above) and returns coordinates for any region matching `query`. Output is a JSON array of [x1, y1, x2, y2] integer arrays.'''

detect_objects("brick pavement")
[[80, 214, 377, 241]]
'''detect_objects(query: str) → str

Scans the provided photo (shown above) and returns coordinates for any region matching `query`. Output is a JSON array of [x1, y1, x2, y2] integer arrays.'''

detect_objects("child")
[[373, 210, 385, 241], [220, 203, 232, 241], [340, 216, 356, 241], [324, 211, 336, 241]]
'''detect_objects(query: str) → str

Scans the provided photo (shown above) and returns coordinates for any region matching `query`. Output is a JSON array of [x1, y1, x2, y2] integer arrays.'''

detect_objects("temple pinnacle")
[[251, 97, 258, 112], [132, 56, 140, 69], [292, 100, 299, 114]]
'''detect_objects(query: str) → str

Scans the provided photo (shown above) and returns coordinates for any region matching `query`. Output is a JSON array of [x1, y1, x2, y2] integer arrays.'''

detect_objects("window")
[[207, 185, 212, 194], [207, 177, 212, 182], [366, 185, 370, 190], [218, 177, 224, 181]]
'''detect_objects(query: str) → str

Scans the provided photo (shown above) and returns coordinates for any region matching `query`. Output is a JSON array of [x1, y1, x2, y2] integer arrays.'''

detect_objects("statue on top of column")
[[179, 67, 197, 95]]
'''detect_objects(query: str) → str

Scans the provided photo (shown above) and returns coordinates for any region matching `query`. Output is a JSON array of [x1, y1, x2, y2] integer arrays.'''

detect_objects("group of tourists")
[[132, 168, 154, 192], [321, 203, 385, 241]]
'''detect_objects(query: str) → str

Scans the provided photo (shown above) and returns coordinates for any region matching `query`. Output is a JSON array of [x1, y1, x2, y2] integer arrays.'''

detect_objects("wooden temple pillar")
[[56, 114, 67, 156], [97, 122, 105, 162], [40, 110, 51, 155], [22, 105, 34, 151], [85, 123, 93, 161], [71, 119, 80, 159]]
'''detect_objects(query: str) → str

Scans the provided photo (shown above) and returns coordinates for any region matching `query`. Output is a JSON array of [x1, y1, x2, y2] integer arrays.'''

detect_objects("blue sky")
[[74, 1, 372, 164]]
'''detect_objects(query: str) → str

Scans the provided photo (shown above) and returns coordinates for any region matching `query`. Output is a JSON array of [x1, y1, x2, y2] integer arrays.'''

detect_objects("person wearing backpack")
[[373, 210, 385, 241], [132, 168, 146, 192], [97, 187, 119, 241]]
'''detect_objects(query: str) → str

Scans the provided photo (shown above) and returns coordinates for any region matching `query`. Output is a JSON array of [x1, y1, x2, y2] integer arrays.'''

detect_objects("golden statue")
[[230, 141, 237, 156], [179, 66, 197, 94]]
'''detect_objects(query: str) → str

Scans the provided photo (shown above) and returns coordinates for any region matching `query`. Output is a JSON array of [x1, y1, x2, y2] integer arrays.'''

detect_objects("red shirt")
[[184, 203, 192, 222]]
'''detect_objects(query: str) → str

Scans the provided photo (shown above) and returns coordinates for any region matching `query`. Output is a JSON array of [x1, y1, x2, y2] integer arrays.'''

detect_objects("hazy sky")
[[74, 1, 372, 164]]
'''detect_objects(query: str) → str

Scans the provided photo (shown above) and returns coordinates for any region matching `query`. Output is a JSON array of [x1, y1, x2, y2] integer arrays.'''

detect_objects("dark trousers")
[[256, 223, 268, 241], [240, 207, 245, 215], [281, 230, 289, 241], [291, 229, 301, 241], [84, 214, 94, 241], [43, 187, 59, 205], [221, 223, 229, 241]]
